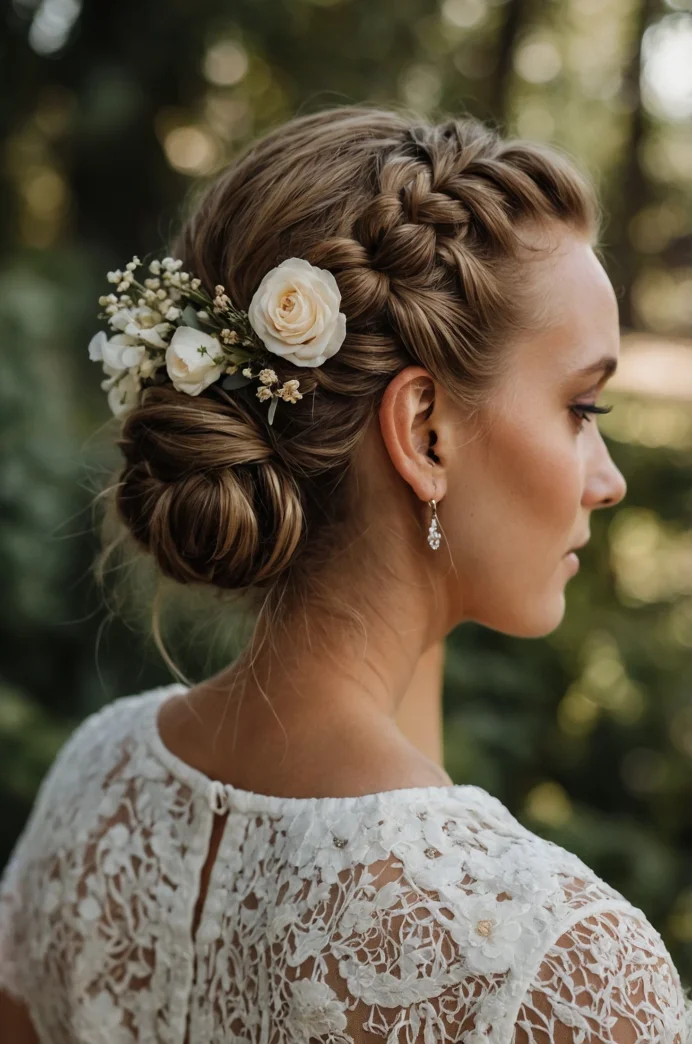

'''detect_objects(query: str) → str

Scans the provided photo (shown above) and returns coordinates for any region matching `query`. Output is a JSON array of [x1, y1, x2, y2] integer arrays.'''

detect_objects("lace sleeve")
[[0, 703, 109, 1004], [512, 907, 687, 1043]]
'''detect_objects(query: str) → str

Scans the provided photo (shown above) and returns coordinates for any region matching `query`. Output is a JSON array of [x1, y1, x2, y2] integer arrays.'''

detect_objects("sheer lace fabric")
[[0, 683, 689, 1043]]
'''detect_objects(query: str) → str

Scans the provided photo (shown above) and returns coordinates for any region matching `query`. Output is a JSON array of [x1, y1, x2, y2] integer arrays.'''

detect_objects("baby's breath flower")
[[278, 379, 303, 403], [197, 310, 210, 322], [165, 306, 181, 321], [242, 367, 254, 378], [107, 270, 123, 284], [220, 329, 240, 346], [190, 278, 201, 290], [144, 278, 161, 290], [148, 259, 161, 275], [156, 288, 167, 301], [258, 368, 278, 386], [125, 256, 141, 272], [256, 386, 273, 402]]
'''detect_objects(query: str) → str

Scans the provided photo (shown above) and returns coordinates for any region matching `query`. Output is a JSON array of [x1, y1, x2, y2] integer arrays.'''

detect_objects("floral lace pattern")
[[0, 683, 690, 1043]]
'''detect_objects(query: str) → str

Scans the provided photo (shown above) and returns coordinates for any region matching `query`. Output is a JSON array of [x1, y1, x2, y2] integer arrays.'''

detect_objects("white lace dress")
[[1, 683, 690, 1044]]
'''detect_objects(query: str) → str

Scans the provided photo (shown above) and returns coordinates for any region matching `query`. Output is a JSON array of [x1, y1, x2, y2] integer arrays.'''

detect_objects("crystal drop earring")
[[427, 499, 441, 551]]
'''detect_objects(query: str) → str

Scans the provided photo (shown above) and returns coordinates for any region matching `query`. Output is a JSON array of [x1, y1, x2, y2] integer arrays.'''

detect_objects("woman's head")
[[101, 104, 625, 659]]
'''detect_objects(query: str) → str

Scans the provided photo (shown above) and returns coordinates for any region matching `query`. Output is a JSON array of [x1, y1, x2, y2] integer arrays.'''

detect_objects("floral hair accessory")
[[89, 255, 347, 424]]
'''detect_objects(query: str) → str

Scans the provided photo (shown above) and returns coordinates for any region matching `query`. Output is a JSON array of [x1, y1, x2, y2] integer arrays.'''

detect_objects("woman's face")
[[442, 230, 626, 638]]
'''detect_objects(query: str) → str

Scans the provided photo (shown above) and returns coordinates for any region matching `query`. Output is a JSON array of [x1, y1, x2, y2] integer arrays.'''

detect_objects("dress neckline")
[[141, 682, 470, 815]]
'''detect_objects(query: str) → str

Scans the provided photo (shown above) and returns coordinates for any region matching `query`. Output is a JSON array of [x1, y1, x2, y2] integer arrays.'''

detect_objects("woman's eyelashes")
[[569, 402, 614, 431]]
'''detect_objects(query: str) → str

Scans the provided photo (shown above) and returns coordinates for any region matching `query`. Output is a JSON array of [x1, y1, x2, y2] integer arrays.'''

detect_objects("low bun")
[[115, 385, 304, 590]]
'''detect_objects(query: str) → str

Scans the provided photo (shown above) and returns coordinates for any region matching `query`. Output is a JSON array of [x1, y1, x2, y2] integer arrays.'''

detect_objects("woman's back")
[[1, 684, 688, 1043]]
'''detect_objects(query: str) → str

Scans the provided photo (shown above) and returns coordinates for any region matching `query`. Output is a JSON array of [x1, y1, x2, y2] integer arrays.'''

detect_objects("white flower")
[[248, 257, 346, 368], [127, 322, 171, 349], [165, 326, 224, 396], [109, 305, 172, 349], [100, 333, 146, 372], [107, 371, 141, 416], [88, 331, 107, 362], [286, 980, 347, 1038]]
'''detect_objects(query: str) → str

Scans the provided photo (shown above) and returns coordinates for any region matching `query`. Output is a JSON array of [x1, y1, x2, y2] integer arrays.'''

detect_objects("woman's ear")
[[378, 365, 448, 504]]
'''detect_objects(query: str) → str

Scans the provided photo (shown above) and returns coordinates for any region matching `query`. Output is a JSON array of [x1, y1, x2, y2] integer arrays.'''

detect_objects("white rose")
[[247, 257, 346, 368], [165, 326, 224, 396]]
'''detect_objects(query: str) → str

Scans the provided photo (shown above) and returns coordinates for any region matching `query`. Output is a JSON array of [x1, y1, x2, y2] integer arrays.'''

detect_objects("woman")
[[1, 104, 689, 1043]]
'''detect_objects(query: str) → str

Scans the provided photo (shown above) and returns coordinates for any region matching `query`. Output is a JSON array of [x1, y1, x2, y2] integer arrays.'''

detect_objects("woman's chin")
[[471, 591, 567, 639]]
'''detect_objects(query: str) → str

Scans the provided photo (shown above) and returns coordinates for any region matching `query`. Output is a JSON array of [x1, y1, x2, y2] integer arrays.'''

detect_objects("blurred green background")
[[2, 0, 692, 984]]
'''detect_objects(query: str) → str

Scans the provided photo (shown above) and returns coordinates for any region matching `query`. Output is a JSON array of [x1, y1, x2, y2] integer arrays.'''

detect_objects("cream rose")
[[165, 326, 224, 395], [247, 257, 346, 367]]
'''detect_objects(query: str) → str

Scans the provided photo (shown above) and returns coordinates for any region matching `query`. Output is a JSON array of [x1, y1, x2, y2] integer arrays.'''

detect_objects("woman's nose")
[[584, 437, 627, 510]]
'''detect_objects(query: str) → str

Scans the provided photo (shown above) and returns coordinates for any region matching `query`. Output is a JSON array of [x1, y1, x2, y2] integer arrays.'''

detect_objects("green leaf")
[[221, 373, 253, 390], [181, 304, 201, 330]]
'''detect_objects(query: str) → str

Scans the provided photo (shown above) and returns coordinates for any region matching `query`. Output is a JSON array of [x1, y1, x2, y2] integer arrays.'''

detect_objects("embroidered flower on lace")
[[74, 989, 135, 1044], [462, 844, 563, 906], [41, 878, 63, 916], [449, 894, 538, 976], [286, 979, 348, 1038], [286, 808, 388, 882]]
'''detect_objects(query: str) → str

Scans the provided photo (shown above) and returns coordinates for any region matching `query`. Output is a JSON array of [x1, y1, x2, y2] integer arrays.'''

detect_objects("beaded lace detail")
[[0, 683, 690, 1043]]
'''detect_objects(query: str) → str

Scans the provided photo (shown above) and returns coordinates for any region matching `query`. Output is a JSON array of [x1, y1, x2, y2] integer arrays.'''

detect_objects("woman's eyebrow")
[[572, 355, 618, 381]]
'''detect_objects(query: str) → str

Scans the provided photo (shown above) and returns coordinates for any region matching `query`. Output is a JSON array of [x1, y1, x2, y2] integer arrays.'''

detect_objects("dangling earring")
[[427, 499, 441, 550]]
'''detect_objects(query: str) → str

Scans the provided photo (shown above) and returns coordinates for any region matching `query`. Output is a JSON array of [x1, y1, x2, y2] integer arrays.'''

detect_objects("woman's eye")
[[570, 402, 614, 431]]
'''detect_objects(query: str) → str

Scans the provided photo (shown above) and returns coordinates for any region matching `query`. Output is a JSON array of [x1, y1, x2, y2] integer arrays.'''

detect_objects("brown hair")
[[95, 104, 599, 674]]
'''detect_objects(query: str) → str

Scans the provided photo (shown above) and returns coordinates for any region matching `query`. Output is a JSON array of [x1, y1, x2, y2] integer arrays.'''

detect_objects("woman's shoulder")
[[276, 785, 687, 1040]]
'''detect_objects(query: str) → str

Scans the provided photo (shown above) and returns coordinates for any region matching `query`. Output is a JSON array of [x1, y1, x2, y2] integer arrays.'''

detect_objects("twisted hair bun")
[[115, 385, 304, 589]]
